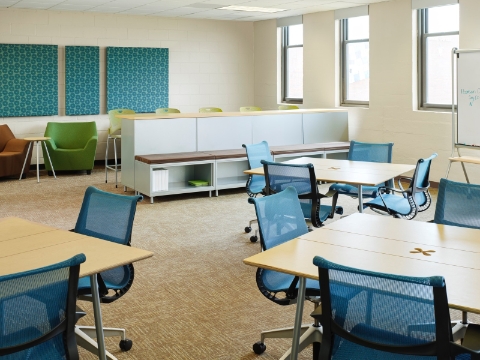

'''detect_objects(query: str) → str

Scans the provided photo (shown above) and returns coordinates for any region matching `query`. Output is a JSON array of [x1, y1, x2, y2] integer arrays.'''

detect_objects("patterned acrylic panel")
[[0, 44, 58, 117], [65, 46, 100, 115], [106, 47, 169, 113]]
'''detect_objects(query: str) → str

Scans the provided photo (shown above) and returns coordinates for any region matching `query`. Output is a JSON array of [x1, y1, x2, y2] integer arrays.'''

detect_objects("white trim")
[[334, 5, 368, 20], [412, 0, 458, 10], [276, 15, 302, 27]]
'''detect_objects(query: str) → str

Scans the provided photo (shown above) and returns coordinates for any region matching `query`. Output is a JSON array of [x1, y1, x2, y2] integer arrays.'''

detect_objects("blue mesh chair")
[[248, 187, 323, 357], [242, 141, 273, 240], [433, 178, 480, 335], [262, 160, 343, 228], [313, 256, 480, 360], [364, 153, 437, 220], [74, 186, 142, 355], [329, 140, 394, 199], [434, 178, 480, 229], [0, 254, 85, 359]]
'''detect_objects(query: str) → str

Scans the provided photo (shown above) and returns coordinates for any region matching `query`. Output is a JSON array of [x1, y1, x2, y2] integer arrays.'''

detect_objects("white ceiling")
[[0, 0, 389, 21]]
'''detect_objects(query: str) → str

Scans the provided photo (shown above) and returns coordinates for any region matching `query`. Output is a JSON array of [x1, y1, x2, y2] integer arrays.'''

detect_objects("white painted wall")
[[0, 8, 254, 163], [253, 0, 480, 183]]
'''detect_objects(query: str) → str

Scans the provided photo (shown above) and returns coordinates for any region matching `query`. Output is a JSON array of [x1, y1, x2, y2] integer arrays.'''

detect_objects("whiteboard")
[[457, 51, 480, 146]]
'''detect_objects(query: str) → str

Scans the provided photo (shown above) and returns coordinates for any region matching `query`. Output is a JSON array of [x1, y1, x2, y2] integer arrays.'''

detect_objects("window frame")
[[340, 17, 370, 106], [282, 25, 303, 104], [418, 7, 459, 110]]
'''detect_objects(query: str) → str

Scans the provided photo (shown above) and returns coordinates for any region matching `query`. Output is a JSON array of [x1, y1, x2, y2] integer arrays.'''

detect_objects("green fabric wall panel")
[[65, 46, 100, 116], [0, 44, 58, 117], [106, 47, 168, 113]]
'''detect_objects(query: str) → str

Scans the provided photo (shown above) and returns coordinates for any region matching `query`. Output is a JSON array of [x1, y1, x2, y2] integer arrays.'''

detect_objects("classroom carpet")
[[0, 168, 473, 359]]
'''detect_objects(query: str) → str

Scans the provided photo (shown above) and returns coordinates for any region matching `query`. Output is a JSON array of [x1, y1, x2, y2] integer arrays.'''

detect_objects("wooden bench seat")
[[135, 151, 215, 164], [134, 142, 350, 202], [205, 149, 246, 159]]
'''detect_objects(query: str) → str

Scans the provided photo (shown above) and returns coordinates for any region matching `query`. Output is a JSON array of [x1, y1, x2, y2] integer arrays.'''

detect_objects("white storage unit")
[[120, 109, 349, 201]]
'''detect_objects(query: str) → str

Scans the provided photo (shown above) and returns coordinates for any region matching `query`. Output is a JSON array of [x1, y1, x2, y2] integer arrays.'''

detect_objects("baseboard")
[[28, 159, 120, 171]]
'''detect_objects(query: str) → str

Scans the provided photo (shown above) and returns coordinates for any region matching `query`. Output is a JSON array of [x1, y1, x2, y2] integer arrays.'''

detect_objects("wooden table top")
[[244, 157, 416, 186], [24, 136, 50, 141], [118, 108, 345, 120], [243, 213, 480, 314], [0, 217, 154, 278]]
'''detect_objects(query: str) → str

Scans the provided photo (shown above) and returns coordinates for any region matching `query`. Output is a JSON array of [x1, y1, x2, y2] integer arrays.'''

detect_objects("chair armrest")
[[378, 186, 411, 196], [462, 324, 480, 352], [318, 190, 337, 199], [45, 138, 57, 151], [3, 139, 29, 153], [83, 136, 98, 150]]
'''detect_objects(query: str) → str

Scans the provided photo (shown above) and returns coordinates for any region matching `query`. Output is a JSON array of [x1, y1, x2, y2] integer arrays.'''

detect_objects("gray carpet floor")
[[0, 168, 472, 359]]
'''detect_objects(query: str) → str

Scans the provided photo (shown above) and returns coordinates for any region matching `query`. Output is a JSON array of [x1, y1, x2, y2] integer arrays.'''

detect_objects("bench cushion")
[[135, 151, 215, 164]]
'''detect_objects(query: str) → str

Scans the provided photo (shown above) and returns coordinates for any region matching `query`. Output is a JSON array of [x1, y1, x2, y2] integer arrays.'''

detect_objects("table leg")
[[19, 142, 32, 180], [42, 141, 56, 179], [358, 185, 363, 213], [290, 277, 306, 360], [36, 141, 40, 183], [90, 274, 107, 360]]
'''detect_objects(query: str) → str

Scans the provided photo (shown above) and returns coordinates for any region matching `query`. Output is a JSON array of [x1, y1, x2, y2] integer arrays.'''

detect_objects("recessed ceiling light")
[[218, 5, 286, 13]]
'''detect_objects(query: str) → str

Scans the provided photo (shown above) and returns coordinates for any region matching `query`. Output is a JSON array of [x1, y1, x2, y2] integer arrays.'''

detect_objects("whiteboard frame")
[[451, 48, 480, 156]]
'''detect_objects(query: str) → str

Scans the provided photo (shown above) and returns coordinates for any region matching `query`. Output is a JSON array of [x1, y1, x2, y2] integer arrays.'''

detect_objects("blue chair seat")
[[329, 183, 382, 198], [262, 269, 319, 293], [365, 192, 429, 216], [77, 265, 131, 293]]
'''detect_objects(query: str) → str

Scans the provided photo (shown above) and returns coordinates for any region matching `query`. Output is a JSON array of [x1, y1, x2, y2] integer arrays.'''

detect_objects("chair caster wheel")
[[250, 235, 258, 243], [119, 339, 133, 351], [245, 226, 252, 233], [253, 341, 266, 354]]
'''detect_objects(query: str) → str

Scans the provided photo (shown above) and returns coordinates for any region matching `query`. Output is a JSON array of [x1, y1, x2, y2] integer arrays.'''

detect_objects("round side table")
[[20, 137, 56, 183]]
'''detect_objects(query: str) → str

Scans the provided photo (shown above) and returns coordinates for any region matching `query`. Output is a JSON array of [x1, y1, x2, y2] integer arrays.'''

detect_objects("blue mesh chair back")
[[313, 256, 455, 360], [364, 153, 437, 220], [0, 254, 85, 359], [248, 187, 320, 305], [329, 140, 394, 198], [434, 178, 480, 229], [75, 186, 142, 303], [242, 141, 273, 197], [262, 160, 342, 227]]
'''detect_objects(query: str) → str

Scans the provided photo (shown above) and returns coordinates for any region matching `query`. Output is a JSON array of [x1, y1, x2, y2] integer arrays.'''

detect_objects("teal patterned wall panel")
[[106, 47, 168, 113], [0, 44, 58, 117], [65, 46, 100, 115]]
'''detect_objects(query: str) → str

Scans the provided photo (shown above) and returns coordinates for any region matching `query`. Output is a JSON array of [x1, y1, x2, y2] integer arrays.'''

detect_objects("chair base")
[[76, 325, 128, 360], [256, 302, 322, 359], [256, 323, 322, 360]]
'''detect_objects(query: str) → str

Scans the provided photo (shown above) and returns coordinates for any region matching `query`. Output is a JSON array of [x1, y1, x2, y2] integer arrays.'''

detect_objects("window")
[[341, 16, 369, 105], [282, 24, 303, 103], [419, 4, 459, 108]]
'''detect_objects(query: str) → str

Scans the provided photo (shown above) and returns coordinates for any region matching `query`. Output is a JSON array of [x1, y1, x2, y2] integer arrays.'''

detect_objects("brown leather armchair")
[[0, 124, 32, 179]]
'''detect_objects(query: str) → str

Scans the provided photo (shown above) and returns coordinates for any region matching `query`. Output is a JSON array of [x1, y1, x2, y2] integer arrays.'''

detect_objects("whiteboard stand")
[[445, 47, 480, 184]]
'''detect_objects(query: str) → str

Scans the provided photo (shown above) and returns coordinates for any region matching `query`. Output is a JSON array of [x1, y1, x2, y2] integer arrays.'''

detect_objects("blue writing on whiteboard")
[[460, 88, 480, 106]]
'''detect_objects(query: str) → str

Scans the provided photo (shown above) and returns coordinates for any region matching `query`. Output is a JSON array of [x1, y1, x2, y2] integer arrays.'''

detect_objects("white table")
[[19, 136, 56, 182], [244, 157, 416, 213], [244, 213, 480, 360], [0, 217, 154, 360]]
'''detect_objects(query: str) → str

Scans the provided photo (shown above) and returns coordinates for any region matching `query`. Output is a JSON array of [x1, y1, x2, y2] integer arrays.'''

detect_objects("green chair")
[[106, 109, 135, 187], [278, 105, 299, 110], [199, 107, 222, 113], [42, 122, 98, 175], [155, 108, 180, 114], [240, 106, 262, 112]]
